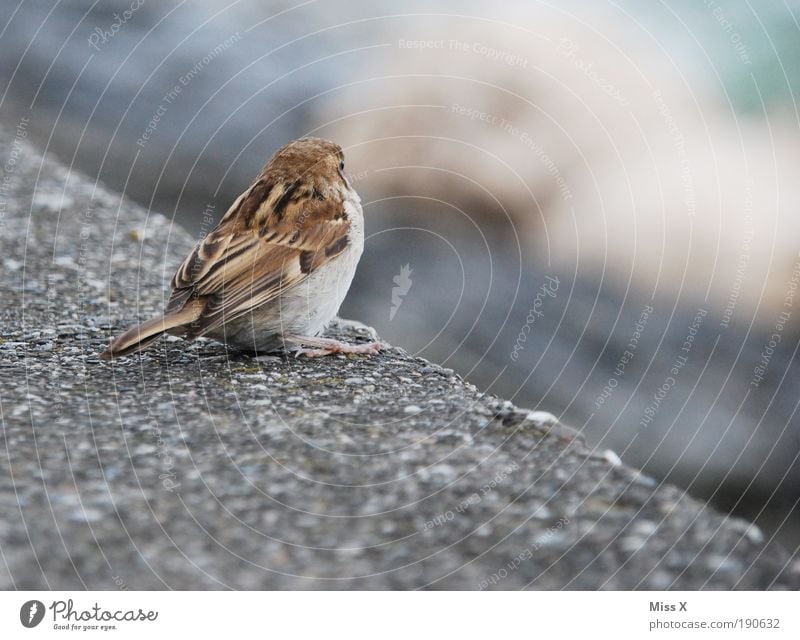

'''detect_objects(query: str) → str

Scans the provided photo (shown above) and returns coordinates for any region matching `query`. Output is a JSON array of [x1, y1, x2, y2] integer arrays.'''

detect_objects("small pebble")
[[603, 450, 623, 467]]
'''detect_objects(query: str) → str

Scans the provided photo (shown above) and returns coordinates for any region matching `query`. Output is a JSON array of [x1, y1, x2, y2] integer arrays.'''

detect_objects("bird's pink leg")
[[285, 334, 387, 358]]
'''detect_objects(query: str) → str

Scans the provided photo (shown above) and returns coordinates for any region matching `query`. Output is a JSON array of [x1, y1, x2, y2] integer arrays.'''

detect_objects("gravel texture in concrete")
[[1, 133, 797, 589]]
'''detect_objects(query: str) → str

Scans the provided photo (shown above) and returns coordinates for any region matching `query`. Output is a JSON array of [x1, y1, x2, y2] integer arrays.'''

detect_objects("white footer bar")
[[1, 592, 796, 639]]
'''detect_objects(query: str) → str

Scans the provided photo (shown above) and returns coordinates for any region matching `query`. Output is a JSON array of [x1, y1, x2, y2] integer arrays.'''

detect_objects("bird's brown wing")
[[167, 182, 352, 338]]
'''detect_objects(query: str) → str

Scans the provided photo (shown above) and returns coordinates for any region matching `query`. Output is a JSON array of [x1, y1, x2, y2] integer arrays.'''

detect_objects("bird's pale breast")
[[209, 187, 364, 352]]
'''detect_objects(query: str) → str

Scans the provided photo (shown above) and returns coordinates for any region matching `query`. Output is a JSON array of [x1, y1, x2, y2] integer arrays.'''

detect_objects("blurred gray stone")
[[0, 131, 798, 589]]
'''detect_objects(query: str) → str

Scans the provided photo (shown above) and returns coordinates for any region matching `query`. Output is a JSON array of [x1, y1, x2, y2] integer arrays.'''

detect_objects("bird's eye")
[[339, 160, 345, 171]]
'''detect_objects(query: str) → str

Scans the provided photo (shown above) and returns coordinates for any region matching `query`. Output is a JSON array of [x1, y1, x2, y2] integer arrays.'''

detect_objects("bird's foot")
[[285, 334, 387, 358]]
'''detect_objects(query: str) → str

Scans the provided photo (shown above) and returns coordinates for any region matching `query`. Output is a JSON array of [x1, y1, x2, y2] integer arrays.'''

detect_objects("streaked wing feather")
[[167, 185, 352, 337], [193, 251, 299, 336]]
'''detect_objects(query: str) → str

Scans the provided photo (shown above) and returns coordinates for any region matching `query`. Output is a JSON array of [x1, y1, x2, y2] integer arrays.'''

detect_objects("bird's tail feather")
[[99, 303, 202, 360]]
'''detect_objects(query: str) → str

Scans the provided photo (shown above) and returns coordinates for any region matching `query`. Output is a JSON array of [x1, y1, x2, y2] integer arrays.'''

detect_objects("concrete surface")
[[1, 132, 798, 589]]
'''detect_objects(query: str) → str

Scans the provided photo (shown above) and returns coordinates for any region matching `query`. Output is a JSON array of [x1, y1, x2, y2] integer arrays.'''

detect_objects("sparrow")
[[100, 137, 385, 359]]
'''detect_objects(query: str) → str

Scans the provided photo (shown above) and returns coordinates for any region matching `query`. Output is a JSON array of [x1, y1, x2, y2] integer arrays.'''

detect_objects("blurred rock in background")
[[1, 0, 799, 545]]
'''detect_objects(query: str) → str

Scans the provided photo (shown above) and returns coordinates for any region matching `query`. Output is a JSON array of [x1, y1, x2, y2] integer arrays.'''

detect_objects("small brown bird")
[[101, 138, 385, 359]]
